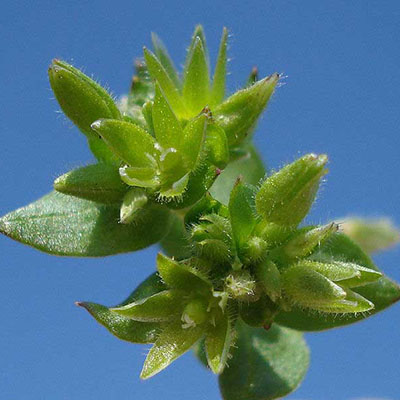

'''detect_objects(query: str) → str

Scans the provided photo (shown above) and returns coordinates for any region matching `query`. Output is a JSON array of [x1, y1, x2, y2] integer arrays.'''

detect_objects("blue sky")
[[1, 1, 399, 399]]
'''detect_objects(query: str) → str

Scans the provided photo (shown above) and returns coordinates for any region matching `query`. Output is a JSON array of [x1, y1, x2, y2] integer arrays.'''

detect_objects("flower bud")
[[283, 223, 339, 259], [282, 264, 375, 313], [213, 73, 279, 146], [302, 260, 381, 288], [255, 260, 281, 302], [241, 236, 268, 264], [255, 154, 328, 227], [54, 163, 127, 204], [48, 59, 121, 139]]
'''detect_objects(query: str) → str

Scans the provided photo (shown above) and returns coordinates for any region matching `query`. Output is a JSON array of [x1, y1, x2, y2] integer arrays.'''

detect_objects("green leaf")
[[91, 119, 157, 169], [282, 223, 338, 259], [210, 27, 229, 107], [144, 48, 188, 118], [185, 25, 210, 73], [219, 322, 309, 400], [205, 123, 229, 169], [152, 83, 183, 150], [206, 313, 233, 374], [77, 273, 166, 344], [77, 302, 161, 344], [214, 74, 279, 147], [141, 321, 206, 379], [275, 233, 400, 330], [181, 113, 208, 170], [151, 32, 181, 89], [256, 260, 282, 302], [111, 290, 185, 322], [210, 145, 266, 205], [182, 37, 210, 114], [88, 137, 121, 165], [159, 213, 192, 260], [229, 180, 258, 248], [255, 154, 328, 227], [54, 164, 127, 204], [157, 253, 212, 291], [48, 60, 121, 163], [0, 191, 171, 256]]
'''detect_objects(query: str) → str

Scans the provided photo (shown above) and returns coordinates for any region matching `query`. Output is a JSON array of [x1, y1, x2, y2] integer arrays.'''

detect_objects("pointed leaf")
[[183, 37, 210, 114], [144, 48, 188, 118], [205, 123, 229, 169], [77, 273, 166, 344], [214, 74, 279, 146], [111, 290, 185, 322], [157, 253, 212, 291], [210, 27, 229, 107], [54, 163, 127, 204], [48, 60, 121, 137], [159, 213, 192, 260], [141, 321, 206, 379], [219, 322, 309, 400], [206, 313, 233, 374], [77, 302, 161, 344], [0, 191, 171, 256], [91, 119, 157, 169], [184, 25, 210, 73], [229, 180, 258, 248], [181, 113, 208, 170], [255, 154, 328, 226], [152, 83, 183, 150], [275, 234, 400, 330], [151, 32, 181, 89]]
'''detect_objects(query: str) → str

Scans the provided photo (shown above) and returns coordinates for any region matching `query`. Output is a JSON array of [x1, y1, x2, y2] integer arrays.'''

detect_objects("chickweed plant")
[[1, 26, 399, 400]]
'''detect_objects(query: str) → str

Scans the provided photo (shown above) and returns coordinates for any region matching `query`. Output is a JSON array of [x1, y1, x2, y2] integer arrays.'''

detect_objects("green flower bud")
[[282, 264, 374, 313], [213, 73, 279, 146], [181, 298, 209, 328], [54, 163, 127, 204], [120, 188, 148, 224], [255, 154, 328, 227], [48, 59, 121, 139], [255, 260, 282, 302], [241, 236, 268, 264], [283, 223, 339, 259], [302, 260, 381, 288]]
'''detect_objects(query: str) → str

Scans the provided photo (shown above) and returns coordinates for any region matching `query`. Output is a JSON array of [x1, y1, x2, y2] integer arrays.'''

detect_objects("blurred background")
[[1, 1, 399, 399]]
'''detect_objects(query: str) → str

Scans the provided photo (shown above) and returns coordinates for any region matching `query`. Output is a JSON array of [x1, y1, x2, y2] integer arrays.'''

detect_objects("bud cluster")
[[2, 25, 397, 397], [85, 152, 382, 378], [50, 26, 278, 221]]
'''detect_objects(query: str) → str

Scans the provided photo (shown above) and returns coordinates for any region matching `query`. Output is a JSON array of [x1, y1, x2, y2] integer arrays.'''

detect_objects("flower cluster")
[[1, 26, 399, 400]]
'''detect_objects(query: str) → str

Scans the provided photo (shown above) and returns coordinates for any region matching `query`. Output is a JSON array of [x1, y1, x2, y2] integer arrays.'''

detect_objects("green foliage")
[[1, 25, 399, 400]]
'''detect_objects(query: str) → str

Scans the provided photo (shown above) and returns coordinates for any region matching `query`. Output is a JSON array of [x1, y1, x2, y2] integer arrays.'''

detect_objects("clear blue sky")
[[1, 1, 399, 399]]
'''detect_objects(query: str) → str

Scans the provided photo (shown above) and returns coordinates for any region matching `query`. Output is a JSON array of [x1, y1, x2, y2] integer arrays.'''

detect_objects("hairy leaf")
[[219, 322, 309, 400], [0, 191, 171, 256]]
